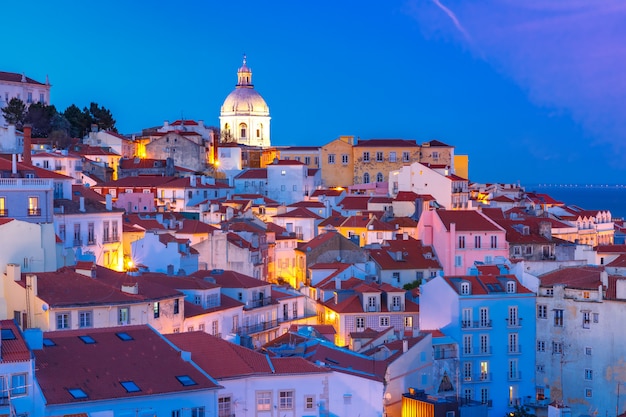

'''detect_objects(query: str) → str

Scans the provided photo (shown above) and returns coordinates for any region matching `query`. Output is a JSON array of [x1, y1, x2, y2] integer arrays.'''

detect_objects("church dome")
[[221, 88, 269, 115], [220, 55, 270, 116]]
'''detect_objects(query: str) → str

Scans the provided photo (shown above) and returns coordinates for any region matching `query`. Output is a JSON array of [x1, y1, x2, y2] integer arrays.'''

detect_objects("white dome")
[[220, 88, 269, 116]]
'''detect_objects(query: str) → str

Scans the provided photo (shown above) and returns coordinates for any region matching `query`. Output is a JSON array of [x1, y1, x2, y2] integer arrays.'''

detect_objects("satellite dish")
[[42, 304, 49, 311]]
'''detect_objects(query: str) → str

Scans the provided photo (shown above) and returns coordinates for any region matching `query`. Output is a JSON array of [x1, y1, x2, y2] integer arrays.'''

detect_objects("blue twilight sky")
[[3, 1, 625, 186]]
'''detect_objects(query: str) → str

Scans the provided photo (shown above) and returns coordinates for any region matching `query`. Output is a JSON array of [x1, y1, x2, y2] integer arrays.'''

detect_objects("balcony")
[[102, 235, 120, 243], [0, 209, 7, 217], [237, 319, 279, 336], [461, 320, 492, 329], [28, 208, 42, 216], [506, 317, 523, 328], [507, 344, 522, 354], [434, 348, 458, 360], [246, 296, 272, 309], [507, 371, 523, 381], [462, 346, 492, 356], [464, 372, 492, 383], [73, 239, 82, 247]]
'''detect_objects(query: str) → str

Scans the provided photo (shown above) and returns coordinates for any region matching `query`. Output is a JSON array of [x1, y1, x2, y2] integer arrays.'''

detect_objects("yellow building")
[[320, 136, 355, 187], [276, 146, 320, 169], [352, 139, 420, 185]]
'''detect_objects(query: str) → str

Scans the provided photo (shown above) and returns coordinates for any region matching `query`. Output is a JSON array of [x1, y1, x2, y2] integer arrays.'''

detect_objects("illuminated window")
[[0, 197, 7, 216], [28, 196, 40, 216], [256, 391, 271, 411]]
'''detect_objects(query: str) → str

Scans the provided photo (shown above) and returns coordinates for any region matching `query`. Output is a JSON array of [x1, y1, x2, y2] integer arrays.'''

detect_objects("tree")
[[63, 104, 91, 138], [88, 102, 116, 132], [403, 279, 422, 291], [220, 129, 237, 143], [25, 102, 57, 137], [1, 97, 27, 128]]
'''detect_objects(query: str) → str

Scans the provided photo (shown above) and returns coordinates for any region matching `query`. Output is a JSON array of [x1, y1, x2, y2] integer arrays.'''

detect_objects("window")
[[593, 313, 599, 323], [458, 236, 465, 248], [59, 224, 65, 241], [474, 236, 481, 248], [508, 359, 518, 379], [363, 152, 370, 162], [481, 388, 489, 405], [380, 316, 390, 327], [432, 151, 439, 160], [376, 151, 383, 162], [508, 306, 518, 326], [455, 255, 462, 267], [537, 340, 546, 352], [508, 333, 518, 353], [554, 309, 563, 327], [480, 334, 489, 353], [256, 391, 272, 411], [28, 196, 39, 216], [463, 335, 472, 355], [585, 369, 593, 380], [239, 124, 247, 138], [513, 246, 521, 256], [279, 390, 294, 409], [464, 388, 472, 401], [363, 172, 370, 184], [462, 308, 472, 328], [460, 282, 470, 295], [68, 388, 88, 399], [583, 291, 590, 299], [176, 375, 197, 386], [281, 185, 286, 191], [480, 361, 488, 380], [87, 222, 95, 244], [328, 154, 335, 164], [537, 304, 547, 319], [174, 299, 180, 314], [281, 170, 286, 176], [305, 395, 315, 409], [490, 235, 497, 248], [11, 374, 27, 396], [585, 347, 592, 355], [342, 154, 349, 164], [218, 396, 232, 417], [402, 151, 410, 162], [56, 312, 70, 330], [553, 341, 563, 354], [305, 156, 311, 165], [506, 281, 516, 293], [479, 307, 489, 327], [537, 364, 545, 373], [389, 151, 397, 162], [376, 172, 384, 182], [27, 92, 32, 103], [119, 307, 130, 325], [463, 362, 472, 381], [191, 407, 206, 417], [393, 272, 400, 282], [356, 316, 365, 331], [212, 320, 219, 336], [582, 311, 591, 328], [121, 381, 141, 393], [392, 296, 401, 310], [79, 311, 92, 328], [153, 302, 160, 318], [585, 388, 593, 398], [102, 221, 110, 242], [404, 316, 413, 328]]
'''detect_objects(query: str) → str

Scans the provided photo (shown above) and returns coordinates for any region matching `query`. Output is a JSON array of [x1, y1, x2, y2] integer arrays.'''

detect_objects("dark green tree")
[[49, 113, 72, 148], [63, 104, 91, 138], [25, 102, 58, 137], [1, 97, 27, 128], [88, 102, 116, 132]]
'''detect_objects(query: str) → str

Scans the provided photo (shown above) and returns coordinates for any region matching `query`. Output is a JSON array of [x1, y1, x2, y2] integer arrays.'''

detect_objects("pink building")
[[417, 209, 508, 275]]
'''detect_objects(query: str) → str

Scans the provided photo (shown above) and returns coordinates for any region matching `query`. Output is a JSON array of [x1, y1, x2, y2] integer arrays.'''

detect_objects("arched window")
[[257, 123, 263, 138], [363, 172, 370, 184], [224, 123, 230, 132], [460, 281, 471, 295], [376, 172, 384, 183], [239, 123, 247, 139], [506, 281, 516, 293]]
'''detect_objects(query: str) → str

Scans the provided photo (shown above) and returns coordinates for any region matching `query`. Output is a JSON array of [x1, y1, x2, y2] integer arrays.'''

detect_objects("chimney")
[[79, 197, 86, 212], [6, 263, 21, 281], [403, 339, 408, 353], [105, 194, 112, 211], [190, 175, 196, 187], [335, 275, 341, 290], [22, 125, 32, 165]]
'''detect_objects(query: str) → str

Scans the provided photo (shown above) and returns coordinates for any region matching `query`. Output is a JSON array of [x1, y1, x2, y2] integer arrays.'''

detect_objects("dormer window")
[[460, 281, 471, 295], [506, 281, 516, 293]]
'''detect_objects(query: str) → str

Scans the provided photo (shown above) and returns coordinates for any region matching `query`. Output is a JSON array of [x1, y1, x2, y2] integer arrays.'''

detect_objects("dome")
[[221, 88, 269, 116]]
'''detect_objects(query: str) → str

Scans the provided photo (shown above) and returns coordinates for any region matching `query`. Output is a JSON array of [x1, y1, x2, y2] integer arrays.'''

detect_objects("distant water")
[[524, 185, 626, 219]]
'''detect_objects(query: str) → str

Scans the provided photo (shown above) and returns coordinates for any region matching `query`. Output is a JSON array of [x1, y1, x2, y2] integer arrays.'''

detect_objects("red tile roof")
[[0, 320, 31, 362], [339, 196, 371, 211], [274, 207, 323, 219], [539, 266, 605, 290], [436, 210, 503, 232], [188, 269, 268, 289], [235, 168, 268, 179], [35, 326, 220, 405], [0, 71, 46, 84]]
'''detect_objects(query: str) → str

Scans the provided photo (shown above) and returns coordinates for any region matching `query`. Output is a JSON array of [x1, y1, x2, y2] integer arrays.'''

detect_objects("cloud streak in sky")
[[431, 0, 473, 45], [407, 0, 626, 173]]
